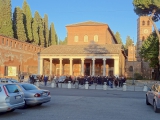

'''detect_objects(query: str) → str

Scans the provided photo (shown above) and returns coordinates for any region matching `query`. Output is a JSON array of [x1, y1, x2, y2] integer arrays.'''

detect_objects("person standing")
[[44, 75, 48, 86]]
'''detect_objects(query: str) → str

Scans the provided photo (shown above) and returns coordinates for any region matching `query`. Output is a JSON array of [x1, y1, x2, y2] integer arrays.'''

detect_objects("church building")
[[38, 21, 126, 77]]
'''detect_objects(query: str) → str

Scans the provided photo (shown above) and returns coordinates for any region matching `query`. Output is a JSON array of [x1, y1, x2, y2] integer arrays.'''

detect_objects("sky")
[[11, 0, 160, 44]]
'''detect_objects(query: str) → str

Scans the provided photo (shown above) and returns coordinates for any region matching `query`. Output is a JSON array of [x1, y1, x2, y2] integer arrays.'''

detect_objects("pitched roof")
[[66, 21, 108, 27], [40, 44, 122, 55]]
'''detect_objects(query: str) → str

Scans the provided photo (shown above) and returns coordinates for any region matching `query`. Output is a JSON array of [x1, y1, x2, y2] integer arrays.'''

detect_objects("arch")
[[142, 36, 145, 41], [147, 20, 150, 25], [142, 21, 145, 25]]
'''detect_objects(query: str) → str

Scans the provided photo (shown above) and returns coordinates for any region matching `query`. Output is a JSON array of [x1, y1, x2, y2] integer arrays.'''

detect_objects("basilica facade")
[[38, 21, 126, 77]]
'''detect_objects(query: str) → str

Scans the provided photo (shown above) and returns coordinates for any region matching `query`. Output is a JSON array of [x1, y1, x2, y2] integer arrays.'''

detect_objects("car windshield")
[[11, 80, 19, 83], [22, 84, 39, 90], [5, 84, 20, 93]]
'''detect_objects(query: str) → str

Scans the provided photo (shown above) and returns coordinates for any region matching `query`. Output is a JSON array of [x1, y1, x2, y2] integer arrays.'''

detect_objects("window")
[[6, 39, 8, 46], [84, 35, 88, 42], [15, 42, 17, 48], [25, 45, 27, 50], [22, 84, 39, 90], [142, 36, 145, 41], [142, 21, 145, 25], [2, 38, 4, 44], [147, 21, 150, 25], [5, 84, 20, 93], [94, 35, 98, 42], [10, 41, 12, 47], [74, 36, 78, 42], [19, 44, 22, 49]]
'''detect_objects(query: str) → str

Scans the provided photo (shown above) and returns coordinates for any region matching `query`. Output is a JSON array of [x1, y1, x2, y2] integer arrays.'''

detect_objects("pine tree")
[[0, 0, 13, 37], [49, 22, 57, 45], [114, 32, 123, 44], [43, 14, 49, 47], [125, 36, 133, 49], [13, 7, 27, 41], [32, 11, 44, 46], [22, 0, 33, 42]]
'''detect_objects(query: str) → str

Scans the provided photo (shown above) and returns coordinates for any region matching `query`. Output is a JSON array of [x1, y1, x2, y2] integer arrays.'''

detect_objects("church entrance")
[[85, 63, 90, 76]]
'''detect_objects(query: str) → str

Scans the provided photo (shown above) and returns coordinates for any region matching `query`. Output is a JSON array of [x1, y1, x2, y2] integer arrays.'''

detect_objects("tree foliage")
[[114, 32, 123, 44], [59, 37, 67, 45], [0, 0, 13, 37], [124, 36, 133, 49], [22, 0, 33, 42], [43, 14, 49, 47], [49, 23, 57, 45], [13, 7, 27, 41], [139, 31, 159, 68]]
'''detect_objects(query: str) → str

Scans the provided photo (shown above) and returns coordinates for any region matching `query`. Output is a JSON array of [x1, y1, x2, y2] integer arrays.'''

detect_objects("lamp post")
[[132, 43, 135, 85]]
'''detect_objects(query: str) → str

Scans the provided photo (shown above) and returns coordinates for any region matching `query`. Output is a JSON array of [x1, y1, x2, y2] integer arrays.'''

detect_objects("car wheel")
[[8, 109, 15, 112], [153, 101, 159, 113], [22, 100, 28, 109], [146, 96, 150, 105]]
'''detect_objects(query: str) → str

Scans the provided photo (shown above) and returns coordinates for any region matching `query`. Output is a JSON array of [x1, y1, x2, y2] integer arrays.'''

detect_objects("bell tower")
[[137, 16, 152, 61]]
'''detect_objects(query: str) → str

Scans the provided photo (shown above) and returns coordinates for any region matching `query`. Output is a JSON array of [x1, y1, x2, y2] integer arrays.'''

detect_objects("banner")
[[8, 66, 17, 76]]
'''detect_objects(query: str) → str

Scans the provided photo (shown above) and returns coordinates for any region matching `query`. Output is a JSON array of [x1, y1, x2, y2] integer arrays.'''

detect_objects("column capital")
[[92, 58, 95, 61], [81, 58, 85, 61], [103, 58, 106, 61], [59, 58, 63, 61], [70, 58, 73, 61]]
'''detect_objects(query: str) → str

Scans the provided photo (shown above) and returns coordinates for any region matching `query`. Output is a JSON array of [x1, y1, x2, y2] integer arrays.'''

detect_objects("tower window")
[[84, 35, 88, 42], [142, 21, 145, 25], [2, 38, 4, 44], [147, 21, 150, 25], [142, 36, 145, 41]]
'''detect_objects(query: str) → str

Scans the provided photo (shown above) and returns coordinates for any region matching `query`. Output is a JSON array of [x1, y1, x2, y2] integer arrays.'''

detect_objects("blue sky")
[[11, 0, 160, 44]]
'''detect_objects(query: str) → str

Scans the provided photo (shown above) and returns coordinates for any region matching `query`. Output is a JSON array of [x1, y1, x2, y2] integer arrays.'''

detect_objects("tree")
[[139, 31, 159, 79], [22, 0, 33, 42], [125, 36, 133, 49], [49, 23, 57, 45], [13, 7, 27, 41], [0, 0, 13, 37], [59, 37, 67, 45], [133, 0, 160, 64], [114, 32, 123, 44], [43, 14, 49, 47], [32, 11, 44, 46]]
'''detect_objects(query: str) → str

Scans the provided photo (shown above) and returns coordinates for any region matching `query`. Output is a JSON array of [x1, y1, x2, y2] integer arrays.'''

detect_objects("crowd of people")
[[28, 74, 126, 88]]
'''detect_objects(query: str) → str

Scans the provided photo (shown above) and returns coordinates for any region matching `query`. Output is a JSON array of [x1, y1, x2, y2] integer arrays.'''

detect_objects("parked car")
[[146, 83, 160, 113], [17, 83, 51, 108], [0, 78, 19, 83], [58, 76, 66, 83], [0, 83, 25, 113]]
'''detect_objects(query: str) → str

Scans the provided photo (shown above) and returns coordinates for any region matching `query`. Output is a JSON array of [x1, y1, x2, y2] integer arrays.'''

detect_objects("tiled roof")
[[66, 21, 108, 27], [40, 44, 122, 54]]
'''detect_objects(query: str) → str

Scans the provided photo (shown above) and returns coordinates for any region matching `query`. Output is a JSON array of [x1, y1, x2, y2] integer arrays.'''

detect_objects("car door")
[[4, 84, 24, 105]]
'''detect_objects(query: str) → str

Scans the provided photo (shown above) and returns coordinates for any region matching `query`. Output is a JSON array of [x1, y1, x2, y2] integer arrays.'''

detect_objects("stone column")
[[81, 58, 84, 76], [70, 58, 73, 75], [50, 58, 52, 75], [106, 64, 109, 76], [92, 58, 95, 76], [38, 57, 43, 75], [103, 58, 106, 76], [59, 58, 63, 75], [114, 58, 119, 77]]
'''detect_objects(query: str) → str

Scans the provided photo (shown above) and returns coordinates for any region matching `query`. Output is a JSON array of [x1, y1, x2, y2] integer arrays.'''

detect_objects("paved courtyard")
[[0, 88, 160, 120]]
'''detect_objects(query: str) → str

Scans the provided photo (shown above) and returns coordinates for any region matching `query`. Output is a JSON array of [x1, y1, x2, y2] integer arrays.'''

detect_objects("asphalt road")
[[0, 87, 160, 120]]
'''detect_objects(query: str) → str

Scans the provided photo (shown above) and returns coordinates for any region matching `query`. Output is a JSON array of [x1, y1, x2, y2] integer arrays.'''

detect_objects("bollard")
[[51, 82, 55, 88], [123, 83, 127, 91], [36, 80, 39, 87], [103, 82, 107, 90], [143, 83, 148, 91], [85, 81, 89, 89], [68, 81, 71, 89], [75, 80, 79, 89]]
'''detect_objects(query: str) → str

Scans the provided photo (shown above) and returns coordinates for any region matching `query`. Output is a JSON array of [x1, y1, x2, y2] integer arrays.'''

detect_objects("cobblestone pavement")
[[0, 88, 160, 120]]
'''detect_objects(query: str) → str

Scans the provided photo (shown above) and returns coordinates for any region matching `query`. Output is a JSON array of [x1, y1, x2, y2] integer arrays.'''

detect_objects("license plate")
[[15, 95, 21, 99], [42, 93, 47, 96]]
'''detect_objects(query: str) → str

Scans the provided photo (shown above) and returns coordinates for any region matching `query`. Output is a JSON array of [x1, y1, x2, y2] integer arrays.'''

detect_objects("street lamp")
[[132, 43, 135, 85]]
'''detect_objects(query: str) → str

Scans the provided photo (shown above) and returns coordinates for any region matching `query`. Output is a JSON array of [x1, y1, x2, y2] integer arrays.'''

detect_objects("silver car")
[[17, 83, 51, 107], [0, 78, 19, 83], [146, 83, 160, 113], [0, 83, 25, 112]]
